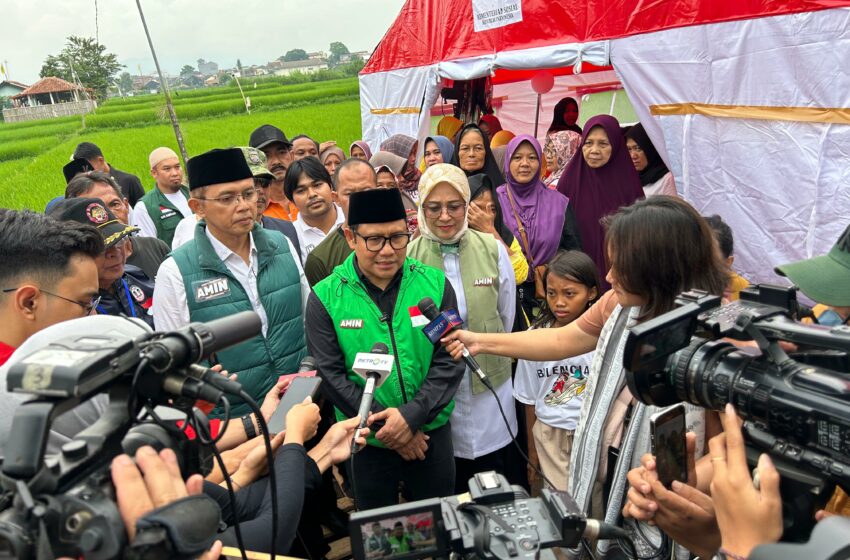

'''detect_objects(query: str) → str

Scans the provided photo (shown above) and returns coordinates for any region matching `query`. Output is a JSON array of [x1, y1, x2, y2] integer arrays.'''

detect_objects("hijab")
[[349, 140, 372, 161], [436, 116, 464, 140], [490, 130, 515, 149], [556, 114, 644, 285], [496, 135, 569, 266], [380, 134, 422, 196], [468, 173, 514, 245], [319, 146, 345, 165], [369, 151, 406, 177], [424, 135, 455, 166], [479, 114, 503, 135], [625, 123, 669, 186], [548, 97, 583, 135], [417, 163, 470, 245], [543, 130, 582, 188], [451, 123, 505, 189], [491, 145, 508, 172]]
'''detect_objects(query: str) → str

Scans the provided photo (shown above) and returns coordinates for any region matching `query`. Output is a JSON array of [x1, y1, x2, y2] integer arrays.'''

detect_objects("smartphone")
[[266, 376, 322, 434], [650, 403, 687, 487]]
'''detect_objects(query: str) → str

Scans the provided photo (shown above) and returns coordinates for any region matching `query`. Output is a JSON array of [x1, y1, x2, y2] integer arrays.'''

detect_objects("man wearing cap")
[[49, 198, 156, 329], [306, 188, 464, 509], [249, 124, 299, 222], [776, 223, 850, 326], [132, 147, 191, 246], [304, 158, 378, 286], [73, 141, 145, 207], [153, 148, 310, 416]]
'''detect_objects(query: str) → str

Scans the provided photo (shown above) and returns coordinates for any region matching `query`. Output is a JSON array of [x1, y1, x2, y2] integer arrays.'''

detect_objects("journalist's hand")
[[396, 431, 429, 461], [260, 378, 292, 423], [369, 407, 413, 448], [440, 329, 481, 361], [237, 431, 287, 480], [650, 480, 719, 558], [284, 398, 321, 445], [709, 404, 782, 558], [309, 416, 370, 471], [111, 447, 223, 559]]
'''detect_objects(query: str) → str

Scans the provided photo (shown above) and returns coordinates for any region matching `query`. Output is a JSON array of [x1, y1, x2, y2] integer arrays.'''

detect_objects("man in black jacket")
[[73, 142, 145, 207]]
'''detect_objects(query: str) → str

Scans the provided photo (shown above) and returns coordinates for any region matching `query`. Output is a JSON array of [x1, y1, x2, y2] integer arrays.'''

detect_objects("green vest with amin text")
[[408, 229, 512, 394], [312, 254, 450, 447], [171, 221, 306, 417], [140, 185, 189, 246]]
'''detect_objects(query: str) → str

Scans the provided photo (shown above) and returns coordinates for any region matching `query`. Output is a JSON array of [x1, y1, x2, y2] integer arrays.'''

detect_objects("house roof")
[[277, 59, 327, 69], [12, 76, 84, 98], [0, 80, 29, 91]]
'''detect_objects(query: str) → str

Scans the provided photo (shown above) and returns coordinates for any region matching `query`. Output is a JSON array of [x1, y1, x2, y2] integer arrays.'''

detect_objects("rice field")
[[0, 78, 362, 211]]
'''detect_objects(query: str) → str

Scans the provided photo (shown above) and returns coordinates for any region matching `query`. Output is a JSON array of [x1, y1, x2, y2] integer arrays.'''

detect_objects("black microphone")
[[417, 297, 491, 388], [351, 342, 395, 453], [297, 355, 317, 373]]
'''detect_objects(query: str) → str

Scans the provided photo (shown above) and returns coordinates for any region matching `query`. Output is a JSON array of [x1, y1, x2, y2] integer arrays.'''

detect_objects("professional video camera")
[[0, 312, 262, 559], [623, 284, 850, 538], [350, 471, 630, 560]]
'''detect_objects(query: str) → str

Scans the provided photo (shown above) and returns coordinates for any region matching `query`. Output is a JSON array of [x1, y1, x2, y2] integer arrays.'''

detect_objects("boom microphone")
[[417, 297, 491, 389], [351, 343, 395, 452]]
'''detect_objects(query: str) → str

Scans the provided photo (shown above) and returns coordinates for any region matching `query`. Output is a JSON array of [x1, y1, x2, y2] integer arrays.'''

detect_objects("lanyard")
[[96, 278, 137, 318]]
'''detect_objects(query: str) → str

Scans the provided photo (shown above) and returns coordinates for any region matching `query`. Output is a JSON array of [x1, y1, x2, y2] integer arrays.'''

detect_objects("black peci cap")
[[347, 188, 407, 227], [249, 124, 291, 150], [187, 148, 253, 190]]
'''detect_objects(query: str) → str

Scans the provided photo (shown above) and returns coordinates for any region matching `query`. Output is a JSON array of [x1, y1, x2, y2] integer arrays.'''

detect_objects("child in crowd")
[[705, 214, 750, 300], [513, 250, 599, 492]]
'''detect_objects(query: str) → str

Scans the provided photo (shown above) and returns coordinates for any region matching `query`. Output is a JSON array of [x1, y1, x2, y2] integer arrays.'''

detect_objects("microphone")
[[351, 342, 395, 453], [297, 355, 317, 373], [417, 297, 491, 389]]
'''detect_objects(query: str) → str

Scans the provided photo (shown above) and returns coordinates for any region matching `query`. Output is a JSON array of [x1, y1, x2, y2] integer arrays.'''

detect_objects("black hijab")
[[451, 124, 505, 188], [625, 122, 669, 186], [547, 97, 582, 135], [468, 173, 514, 245]]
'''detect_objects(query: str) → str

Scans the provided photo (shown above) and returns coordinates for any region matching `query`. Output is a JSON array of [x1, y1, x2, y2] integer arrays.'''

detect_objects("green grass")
[[0, 99, 363, 211]]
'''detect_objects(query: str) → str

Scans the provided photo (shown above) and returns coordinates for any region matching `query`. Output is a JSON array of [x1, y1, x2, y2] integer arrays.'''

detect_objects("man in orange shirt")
[[249, 124, 299, 221]]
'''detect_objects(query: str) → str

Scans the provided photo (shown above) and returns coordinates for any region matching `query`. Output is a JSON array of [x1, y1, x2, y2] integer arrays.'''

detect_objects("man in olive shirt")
[[304, 158, 377, 286]]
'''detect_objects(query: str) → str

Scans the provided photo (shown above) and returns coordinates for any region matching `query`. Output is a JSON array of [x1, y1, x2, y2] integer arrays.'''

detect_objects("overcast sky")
[[1, 0, 405, 84]]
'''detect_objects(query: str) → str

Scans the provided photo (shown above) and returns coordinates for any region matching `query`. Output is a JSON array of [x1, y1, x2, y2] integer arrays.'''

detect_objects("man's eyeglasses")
[[196, 188, 258, 206], [423, 202, 466, 219], [354, 232, 411, 252], [2, 287, 101, 315]]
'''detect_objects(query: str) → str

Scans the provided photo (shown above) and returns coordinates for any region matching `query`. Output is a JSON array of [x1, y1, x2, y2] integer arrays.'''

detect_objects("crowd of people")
[[0, 95, 848, 559]]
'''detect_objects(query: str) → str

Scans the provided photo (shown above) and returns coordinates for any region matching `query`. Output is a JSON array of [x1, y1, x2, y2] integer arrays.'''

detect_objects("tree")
[[283, 49, 308, 62], [327, 42, 350, 66], [39, 36, 123, 99], [118, 72, 133, 93], [180, 65, 195, 78]]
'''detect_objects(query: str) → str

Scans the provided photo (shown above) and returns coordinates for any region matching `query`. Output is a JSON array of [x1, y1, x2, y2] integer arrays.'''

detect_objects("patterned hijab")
[[349, 140, 372, 161], [543, 130, 582, 188], [417, 163, 470, 245], [380, 134, 422, 198]]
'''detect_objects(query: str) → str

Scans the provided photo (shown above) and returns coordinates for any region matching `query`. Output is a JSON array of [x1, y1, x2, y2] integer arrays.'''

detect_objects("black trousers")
[[348, 424, 455, 510]]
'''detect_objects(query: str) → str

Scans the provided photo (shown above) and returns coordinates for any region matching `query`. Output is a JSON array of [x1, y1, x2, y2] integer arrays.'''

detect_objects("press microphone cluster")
[[351, 343, 395, 452], [417, 297, 492, 390]]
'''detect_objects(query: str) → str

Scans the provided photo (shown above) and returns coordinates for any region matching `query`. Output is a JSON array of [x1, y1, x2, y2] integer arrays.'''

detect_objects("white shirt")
[[292, 204, 344, 263], [172, 214, 201, 250], [132, 189, 191, 239], [153, 228, 309, 336], [513, 325, 593, 431], [443, 240, 517, 460], [643, 172, 678, 197]]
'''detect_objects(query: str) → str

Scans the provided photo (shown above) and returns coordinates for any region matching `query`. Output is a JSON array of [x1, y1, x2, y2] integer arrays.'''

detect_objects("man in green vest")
[[306, 188, 464, 509], [132, 147, 191, 246], [152, 147, 310, 417]]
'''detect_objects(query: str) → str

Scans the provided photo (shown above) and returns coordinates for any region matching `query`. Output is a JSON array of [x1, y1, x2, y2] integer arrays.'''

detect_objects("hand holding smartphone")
[[650, 403, 688, 487], [266, 376, 322, 434]]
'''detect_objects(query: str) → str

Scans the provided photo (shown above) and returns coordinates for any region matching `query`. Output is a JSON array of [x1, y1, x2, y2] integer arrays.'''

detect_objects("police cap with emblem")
[[187, 148, 253, 190], [48, 197, 138, 248], [347, 188, 407, 227]]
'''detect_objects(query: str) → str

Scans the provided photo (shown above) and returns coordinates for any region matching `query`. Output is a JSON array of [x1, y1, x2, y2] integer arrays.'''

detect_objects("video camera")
[[624, 284, 850, 537], [350, 471, 620, 560], [0, 312, 262, 559]]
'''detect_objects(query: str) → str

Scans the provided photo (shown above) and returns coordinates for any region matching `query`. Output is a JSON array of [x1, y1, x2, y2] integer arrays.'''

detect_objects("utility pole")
[[135, 0, 189, 164]]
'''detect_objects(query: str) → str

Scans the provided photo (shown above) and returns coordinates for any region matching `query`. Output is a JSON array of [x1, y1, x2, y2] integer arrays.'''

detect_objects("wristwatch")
[[242, 414, 256, 439]]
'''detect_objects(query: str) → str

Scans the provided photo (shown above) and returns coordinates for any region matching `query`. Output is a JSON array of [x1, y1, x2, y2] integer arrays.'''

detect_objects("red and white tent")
[[360, 1, 850, 285]]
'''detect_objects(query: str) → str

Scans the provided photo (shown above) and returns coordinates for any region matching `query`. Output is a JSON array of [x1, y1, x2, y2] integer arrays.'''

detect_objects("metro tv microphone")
[[417, 297, 491, 389], [351, 343, 395, 452]]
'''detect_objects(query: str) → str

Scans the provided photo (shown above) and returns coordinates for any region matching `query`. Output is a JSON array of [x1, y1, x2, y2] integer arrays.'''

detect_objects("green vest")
[[313, 254, 451, 447], [408, 230, 512, 394], [140, 185, 190, 246], [171, 221, 306, 417]]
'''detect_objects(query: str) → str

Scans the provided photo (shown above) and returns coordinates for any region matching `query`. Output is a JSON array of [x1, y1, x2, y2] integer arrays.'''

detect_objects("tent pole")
[[533, 93, 541, 139]]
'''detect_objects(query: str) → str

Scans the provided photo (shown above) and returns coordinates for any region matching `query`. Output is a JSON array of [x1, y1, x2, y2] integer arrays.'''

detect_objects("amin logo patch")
[[473, 277, 494, 287], [339, 319, 364, 329], [192, 278, 231, 303]]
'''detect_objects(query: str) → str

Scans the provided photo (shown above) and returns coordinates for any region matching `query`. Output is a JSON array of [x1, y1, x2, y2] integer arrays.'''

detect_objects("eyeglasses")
[[197, 188, 258, 206], [2, 287, 101, 315], [354, 232, 411, 252], [423, 202, 466, 219]]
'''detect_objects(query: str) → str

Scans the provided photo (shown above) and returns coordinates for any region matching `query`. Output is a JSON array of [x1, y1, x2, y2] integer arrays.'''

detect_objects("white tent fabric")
[[612, 8, 850, 284]]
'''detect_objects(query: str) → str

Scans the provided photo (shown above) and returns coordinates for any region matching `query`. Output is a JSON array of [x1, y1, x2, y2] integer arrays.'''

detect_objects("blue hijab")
[[424, 135, 455, 166]]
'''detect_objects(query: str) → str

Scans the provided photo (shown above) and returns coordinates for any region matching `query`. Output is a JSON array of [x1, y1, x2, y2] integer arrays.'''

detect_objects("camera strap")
[[126, 494, 221, 560]]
